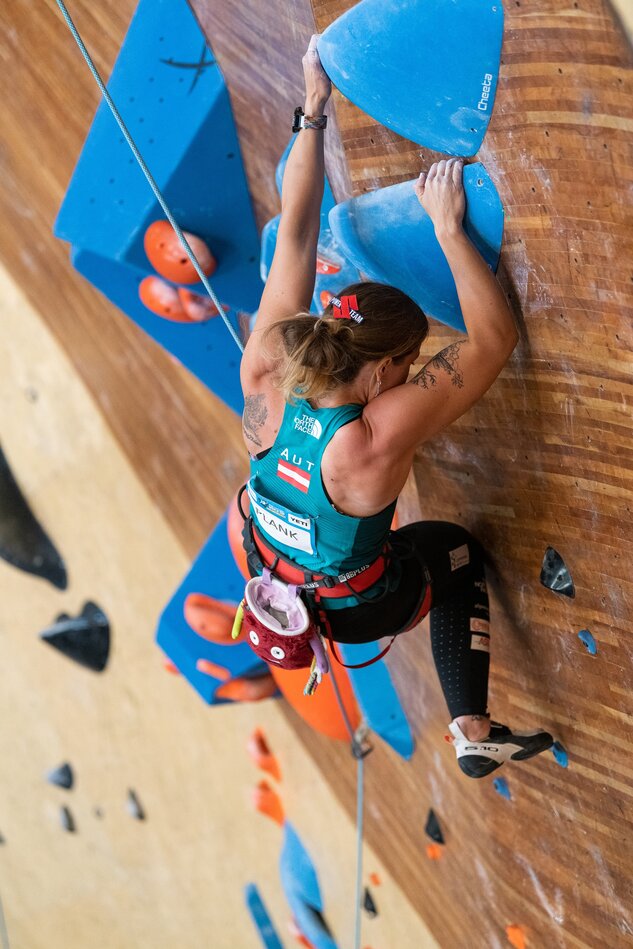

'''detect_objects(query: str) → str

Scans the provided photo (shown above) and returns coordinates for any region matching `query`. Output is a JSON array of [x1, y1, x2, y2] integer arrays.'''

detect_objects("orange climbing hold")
[[320, 290, 334, 310], [426, 843, 444, 861], [163, 659, 181, 675], [178, 288, 229, 322], [184, 593, 237, 644], [369, 872, 382, 886], [144, 219, 216, 284], [316, 254, 341, 275], [247, 727, 282, 783], [252, 779, 284, 826], [139, 276, 191, 322], [506, 924, 528, 949], [216, 673, 278, 702], [271, 663, 361, 741], [196, 659, 231, 680]]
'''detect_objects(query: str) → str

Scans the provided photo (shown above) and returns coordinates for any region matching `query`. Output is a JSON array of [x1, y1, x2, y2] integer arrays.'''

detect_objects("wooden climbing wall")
[[304, 0, 633, 946], [0, 0, 631, 946]]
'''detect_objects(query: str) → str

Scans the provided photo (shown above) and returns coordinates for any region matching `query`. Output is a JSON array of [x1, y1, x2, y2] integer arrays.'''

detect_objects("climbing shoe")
[[448, 721, 554, 778]]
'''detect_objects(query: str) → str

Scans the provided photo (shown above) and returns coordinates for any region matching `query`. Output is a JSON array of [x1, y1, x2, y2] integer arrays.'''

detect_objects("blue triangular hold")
[[329, 163, 503, 332], [318, 0, 503, 156]]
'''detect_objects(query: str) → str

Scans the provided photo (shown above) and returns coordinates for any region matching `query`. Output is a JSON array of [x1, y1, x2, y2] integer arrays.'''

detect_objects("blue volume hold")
[[328, 163, 504, 332], [551, 741, 569, 768], [493, 776, 512, 800], [578, 629, 598, 655], [318, 0, 504, 156], [336, 642, 415, 760], [244, 883, 284, 949]]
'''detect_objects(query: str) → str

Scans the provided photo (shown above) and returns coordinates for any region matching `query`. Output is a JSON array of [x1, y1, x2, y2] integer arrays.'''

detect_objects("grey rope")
[[54, 0, 244, 354]]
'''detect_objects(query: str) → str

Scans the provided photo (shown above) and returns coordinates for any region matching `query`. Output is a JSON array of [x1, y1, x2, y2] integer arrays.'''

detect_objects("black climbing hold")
[[425, 808, 445, 844], [60, 806, 76, 833], [299, 904, 333, 938], [0, 832, 5, 845], [540, 546, 575, 598], [0, 444, 67, 589], [127, 789, 146, 821], [40, 601, 110, 671], [363, 887, 378, 918], [47, 762, 74, 790], [93, 807, 104, 819]]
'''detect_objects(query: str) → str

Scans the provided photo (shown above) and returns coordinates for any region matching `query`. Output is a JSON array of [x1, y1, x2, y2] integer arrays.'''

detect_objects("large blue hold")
[[318, 0, 503, 156], [328, 162, 504, 332], [54, 0, 262, 415], [337, 642, 415, 760], [279, 823, 339, 949]]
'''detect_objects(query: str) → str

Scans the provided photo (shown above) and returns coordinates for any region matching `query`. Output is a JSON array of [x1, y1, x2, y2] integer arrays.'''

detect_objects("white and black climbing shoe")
[[448, 721, 554, 779]]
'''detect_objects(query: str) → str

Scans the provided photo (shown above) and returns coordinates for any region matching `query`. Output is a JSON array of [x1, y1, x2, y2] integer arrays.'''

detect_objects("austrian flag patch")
[[277, 458, 311, 493]]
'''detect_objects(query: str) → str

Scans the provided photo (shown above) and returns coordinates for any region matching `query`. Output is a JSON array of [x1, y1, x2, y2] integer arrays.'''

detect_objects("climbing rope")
[[328, 660, 372, 949], [57, 5, 370, 945], [53, 0, 244, 355]]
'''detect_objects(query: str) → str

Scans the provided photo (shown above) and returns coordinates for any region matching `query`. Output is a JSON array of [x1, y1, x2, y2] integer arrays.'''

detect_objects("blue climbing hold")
[[318, 0, 504, 156], [279, 823, 338, 949], [551, 741, 569, 768], [578, 629, 597, 655], [244, 883, 284, 949], [493, 776, 512, 800], [328, 163, 504, 332]]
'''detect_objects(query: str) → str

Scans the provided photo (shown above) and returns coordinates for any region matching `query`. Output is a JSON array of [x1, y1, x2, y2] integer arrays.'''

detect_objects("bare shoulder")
[[322, 413, 415, 516]]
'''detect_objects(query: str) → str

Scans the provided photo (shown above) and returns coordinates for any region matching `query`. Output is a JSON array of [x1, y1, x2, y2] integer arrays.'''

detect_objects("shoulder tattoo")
[[243, 393, 268, 447], [411, 342, 465, 390]]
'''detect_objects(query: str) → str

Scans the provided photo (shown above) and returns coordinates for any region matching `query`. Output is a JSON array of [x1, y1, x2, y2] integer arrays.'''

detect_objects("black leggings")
[[324, 521, 491, 720]]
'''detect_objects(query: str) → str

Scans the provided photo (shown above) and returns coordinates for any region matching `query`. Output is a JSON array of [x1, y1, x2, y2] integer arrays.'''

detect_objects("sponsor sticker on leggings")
[[449, 544, 470, 571], [471, 633, 490, 652]]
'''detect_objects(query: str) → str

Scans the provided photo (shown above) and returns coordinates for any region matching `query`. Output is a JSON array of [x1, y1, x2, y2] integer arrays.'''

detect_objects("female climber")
[[239, 35, 552, 778]]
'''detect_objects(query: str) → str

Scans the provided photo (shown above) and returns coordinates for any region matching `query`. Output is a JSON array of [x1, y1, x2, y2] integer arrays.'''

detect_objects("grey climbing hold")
[[578, 629, 597, 655], [127, 790, 146, 821], [60, 806, 76, 833], [47, 763, 74, 789], [363, 887, 378, 918], [425, 808, 444, 844], [40, 602, 110, 671], [540, 547, 575, 598], [0, 444, 68, 589]]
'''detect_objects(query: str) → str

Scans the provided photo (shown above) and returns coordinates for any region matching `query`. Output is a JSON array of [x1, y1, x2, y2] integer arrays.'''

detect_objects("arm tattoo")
[[411, 342, 465, 390], [243, 394, 268, 447]]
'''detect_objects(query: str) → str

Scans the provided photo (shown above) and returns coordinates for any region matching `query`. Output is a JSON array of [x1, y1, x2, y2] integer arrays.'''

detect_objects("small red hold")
[[426, 843, 444, 861], [163, 659, 181, 675], [316, 254, 341, 275], [216, 674, 278, 702], [196, 659, 231, 680], [252, 780, 284, 826], [247, 727, 282, 782]]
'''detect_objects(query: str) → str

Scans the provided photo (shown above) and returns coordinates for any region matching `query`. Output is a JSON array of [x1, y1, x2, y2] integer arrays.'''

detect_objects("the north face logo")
[[293, 414, 322, 439]]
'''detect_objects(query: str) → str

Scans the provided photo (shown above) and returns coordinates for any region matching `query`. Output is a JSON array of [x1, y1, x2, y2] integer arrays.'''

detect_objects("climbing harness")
[[53, 0, 243, 355]]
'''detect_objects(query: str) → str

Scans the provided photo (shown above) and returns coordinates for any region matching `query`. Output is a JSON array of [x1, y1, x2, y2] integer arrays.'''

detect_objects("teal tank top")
[[248, 397, 396, 610]]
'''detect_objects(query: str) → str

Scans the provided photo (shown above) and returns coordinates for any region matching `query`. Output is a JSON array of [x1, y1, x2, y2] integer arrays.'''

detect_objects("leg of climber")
[[401, 521, 553, 778]]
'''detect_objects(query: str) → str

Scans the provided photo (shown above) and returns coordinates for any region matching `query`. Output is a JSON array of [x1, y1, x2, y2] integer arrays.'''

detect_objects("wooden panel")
[[2, 0, 632, 945], [304, 1, 633, 946]]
